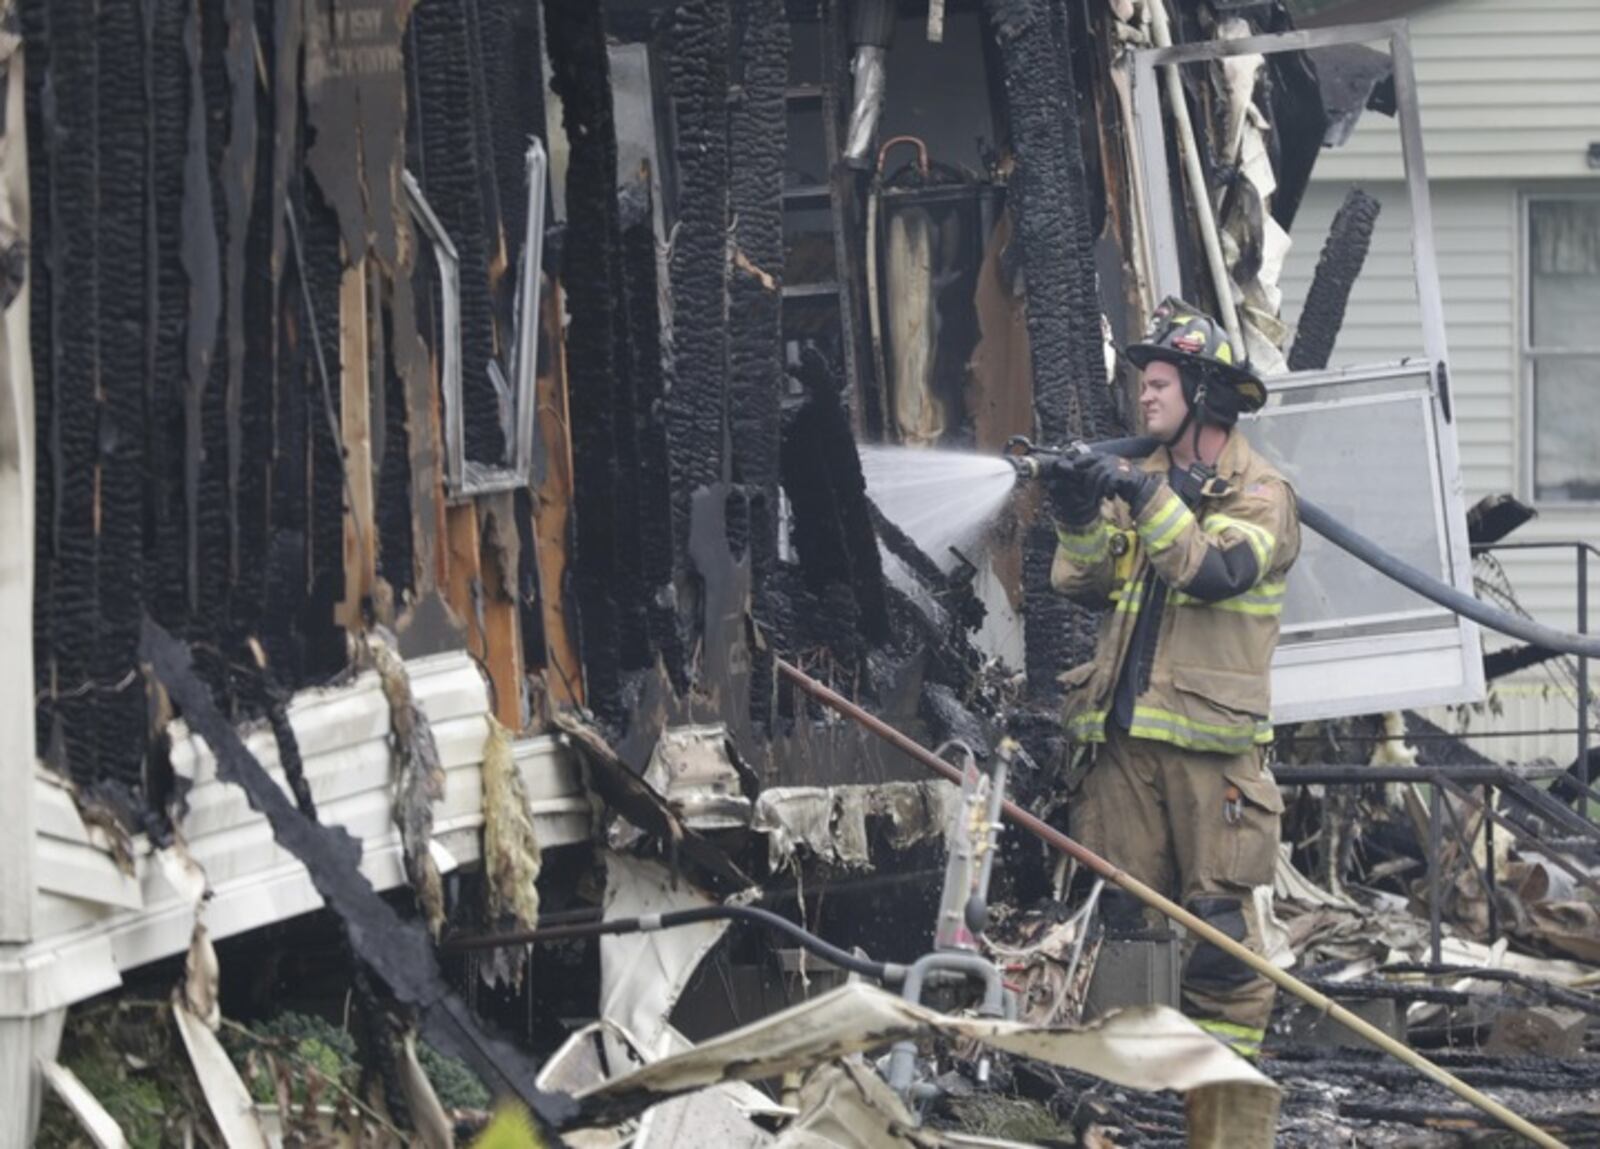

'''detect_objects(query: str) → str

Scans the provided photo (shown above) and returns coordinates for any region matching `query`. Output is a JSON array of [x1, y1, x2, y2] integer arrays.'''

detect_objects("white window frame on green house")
[[1522, 191, 1600, 507]]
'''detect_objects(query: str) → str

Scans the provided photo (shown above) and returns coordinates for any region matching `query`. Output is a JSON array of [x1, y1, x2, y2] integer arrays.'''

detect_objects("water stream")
[[857, 444, 1020, 574]]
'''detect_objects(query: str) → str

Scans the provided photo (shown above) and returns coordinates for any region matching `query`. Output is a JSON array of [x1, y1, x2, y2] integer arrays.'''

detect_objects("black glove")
[[1067, 452, 1156, 513], [1047, 458, 1102, 526]]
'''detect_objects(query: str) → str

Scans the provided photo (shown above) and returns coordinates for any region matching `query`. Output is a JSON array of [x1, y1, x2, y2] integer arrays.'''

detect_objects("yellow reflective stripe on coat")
[[1138, 491, 1196, 553], [1196, 1019, 1264, 1059], [1127, 705, 1262, 754], [1204, 513, 1274, 572], [1111, 578, 1144, 615], [1171, 579, 1286, 616], [1066, 710, 1109, 742], [1056, 522, 1109, 564]]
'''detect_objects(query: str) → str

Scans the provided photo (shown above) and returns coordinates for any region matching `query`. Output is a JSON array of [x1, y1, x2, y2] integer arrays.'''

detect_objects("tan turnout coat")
[[1050, 430, 1300, 755]]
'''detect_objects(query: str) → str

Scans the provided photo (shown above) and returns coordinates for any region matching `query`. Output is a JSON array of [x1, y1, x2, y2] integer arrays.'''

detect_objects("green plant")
[[418, 1039, 492, 1111]]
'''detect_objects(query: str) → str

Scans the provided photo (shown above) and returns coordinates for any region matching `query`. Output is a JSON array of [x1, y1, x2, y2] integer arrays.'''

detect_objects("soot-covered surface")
[[27, 0, 539, 799], [546, 0, 629, 727], [983, 0, 1116, 702]]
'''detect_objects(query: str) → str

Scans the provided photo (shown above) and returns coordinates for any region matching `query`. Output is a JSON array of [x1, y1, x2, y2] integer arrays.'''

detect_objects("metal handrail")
[[1470, 538, 1592, 826]]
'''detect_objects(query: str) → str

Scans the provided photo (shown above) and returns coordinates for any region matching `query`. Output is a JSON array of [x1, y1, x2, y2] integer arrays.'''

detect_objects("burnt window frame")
[[404, 140, 548, 498]]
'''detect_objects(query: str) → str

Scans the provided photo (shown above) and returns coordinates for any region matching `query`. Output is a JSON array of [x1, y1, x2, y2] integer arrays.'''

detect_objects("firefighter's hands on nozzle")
[[1050, 452, 1154, 523]]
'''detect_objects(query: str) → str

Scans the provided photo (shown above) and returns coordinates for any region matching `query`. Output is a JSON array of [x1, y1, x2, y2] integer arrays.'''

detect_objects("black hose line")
[[442, 903, 897, 983], [1083, 435, 1600, 660]]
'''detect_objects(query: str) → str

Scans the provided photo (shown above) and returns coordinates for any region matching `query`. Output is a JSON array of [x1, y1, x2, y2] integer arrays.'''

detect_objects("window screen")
[[1246, 386, 1452, 637]]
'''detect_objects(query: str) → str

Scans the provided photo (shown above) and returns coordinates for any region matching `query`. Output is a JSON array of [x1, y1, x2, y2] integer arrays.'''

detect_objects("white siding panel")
[[1277, 180, 1515, 498], [1307, 0, 1600, 181]]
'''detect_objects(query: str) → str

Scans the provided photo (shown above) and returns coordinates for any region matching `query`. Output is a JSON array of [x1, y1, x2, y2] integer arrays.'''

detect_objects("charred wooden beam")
[[337, 260, 376, 631], [984, 0, 1115, 701], [531, 278, 585, 708], [619, 185, 686, 691], [140, 618, 575, 1131], [93, 0, 150, 780], [409, 0, 506, 465], [665, 0, 732, 562], [542, 0, 627, 725], [1288, 187, 1381, 373], [47, 0, 103, 777]]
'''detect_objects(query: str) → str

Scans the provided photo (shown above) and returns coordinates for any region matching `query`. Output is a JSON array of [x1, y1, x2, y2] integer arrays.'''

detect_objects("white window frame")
[[1521, 189, 1600, 509], [1131, 21, 1484, 724]]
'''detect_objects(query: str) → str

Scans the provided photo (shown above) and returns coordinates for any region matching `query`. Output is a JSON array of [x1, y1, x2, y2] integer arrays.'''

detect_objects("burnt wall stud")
[[542, 0, 627, 725], [665, 0, 733, 575], [728, 0, 789, 727], [985, 0, 1116, 699], [49, 0, 103, 777], [92, 0, 152, 780]]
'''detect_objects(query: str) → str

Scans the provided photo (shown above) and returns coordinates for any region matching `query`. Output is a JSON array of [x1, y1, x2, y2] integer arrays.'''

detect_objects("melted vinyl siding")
[[1279, 179, 1600, 648], [1311, 0, 1600, 182]]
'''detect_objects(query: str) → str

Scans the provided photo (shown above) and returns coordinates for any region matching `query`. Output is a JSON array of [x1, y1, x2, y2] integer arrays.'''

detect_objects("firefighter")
[[1049, 297, 1298, 1059]]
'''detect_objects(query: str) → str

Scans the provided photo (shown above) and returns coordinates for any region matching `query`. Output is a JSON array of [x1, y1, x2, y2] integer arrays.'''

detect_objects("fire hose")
[[775, 658, 1566, 1149], [1008, 434, 1600, 660]]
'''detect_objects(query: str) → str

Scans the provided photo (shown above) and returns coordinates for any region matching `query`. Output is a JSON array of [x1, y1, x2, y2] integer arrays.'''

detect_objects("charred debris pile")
[[16, 0, 1600, 1146]]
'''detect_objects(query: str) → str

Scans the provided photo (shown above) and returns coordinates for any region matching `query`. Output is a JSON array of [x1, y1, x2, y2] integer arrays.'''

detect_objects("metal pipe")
[[441, 902, 906, 985], [1429, 782, 1443, 967], [1146, 0, 1244, 352], [886, 950, 1008, 1096], [1483, 784, 1498, 945], [776, 658, 1566, 1149], [1579, 544, 1590, 824]]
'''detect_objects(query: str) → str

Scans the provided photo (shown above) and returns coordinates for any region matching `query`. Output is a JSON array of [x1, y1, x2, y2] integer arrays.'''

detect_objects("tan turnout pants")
[[1069, 725, 1285, 1056]]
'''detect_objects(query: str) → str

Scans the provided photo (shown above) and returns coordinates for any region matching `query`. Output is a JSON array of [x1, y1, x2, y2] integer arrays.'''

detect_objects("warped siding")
[[1314, 0, 1600, 181], [19, 651, 589, 995]]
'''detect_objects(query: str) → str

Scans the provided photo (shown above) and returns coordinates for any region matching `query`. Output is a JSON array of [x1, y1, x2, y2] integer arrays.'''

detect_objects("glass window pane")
[[1530, 199, 1600, 350], [1534, 356, 1600, 502], [1243, 392, 1449, 634]]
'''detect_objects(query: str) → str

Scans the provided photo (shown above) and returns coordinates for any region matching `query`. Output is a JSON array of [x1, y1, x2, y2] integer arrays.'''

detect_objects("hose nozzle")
[[1003, 434, 1087, 482]]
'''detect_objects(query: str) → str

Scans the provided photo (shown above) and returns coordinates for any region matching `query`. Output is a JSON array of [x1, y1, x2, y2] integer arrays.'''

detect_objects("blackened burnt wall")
[[984, 0, 1115, 698], [728, 0, 789, 726], [619, 183, 685, 690], [544, 0, 628, 726], [43, 0, 105, 778], [408, 0, 506, 465], [780, 353, 890, 659], [27, 0, 536, 794], [92, 0, 150, 773], [664, 0, 731, 564]]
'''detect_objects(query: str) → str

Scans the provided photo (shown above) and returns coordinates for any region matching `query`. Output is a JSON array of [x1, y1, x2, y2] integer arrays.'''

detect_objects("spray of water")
[[858, 444, 1020, 574]]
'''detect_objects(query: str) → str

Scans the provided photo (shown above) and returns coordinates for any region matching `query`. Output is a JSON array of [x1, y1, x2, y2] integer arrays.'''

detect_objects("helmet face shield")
[[1125, 296, 1267, 419]]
